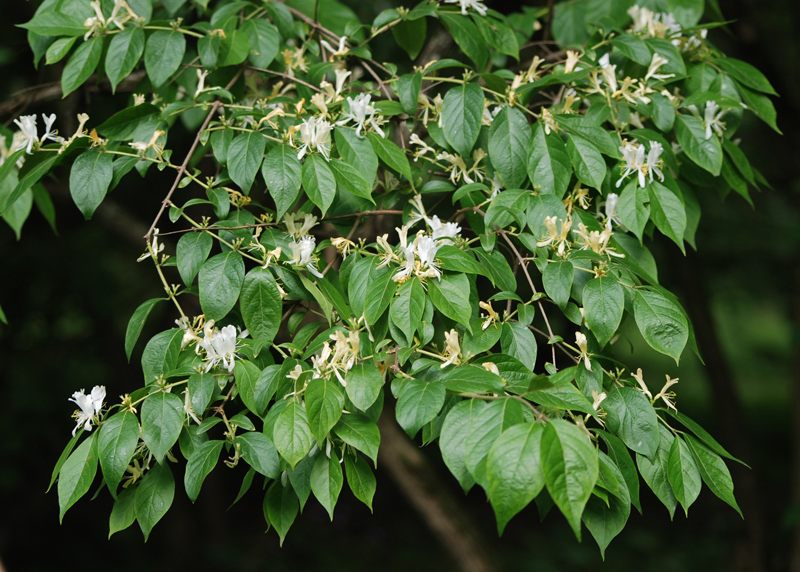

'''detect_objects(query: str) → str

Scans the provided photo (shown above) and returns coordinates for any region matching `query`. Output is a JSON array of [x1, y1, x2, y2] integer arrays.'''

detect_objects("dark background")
[[0, 0, 797, 570]]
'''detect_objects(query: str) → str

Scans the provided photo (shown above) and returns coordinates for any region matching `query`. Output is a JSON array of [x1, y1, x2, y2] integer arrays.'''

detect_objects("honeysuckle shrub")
[[3, 0, 779, 556]]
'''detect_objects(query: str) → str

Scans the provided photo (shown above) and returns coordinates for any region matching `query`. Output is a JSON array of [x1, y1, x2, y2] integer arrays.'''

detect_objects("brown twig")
[[145, 71, 243, 241]]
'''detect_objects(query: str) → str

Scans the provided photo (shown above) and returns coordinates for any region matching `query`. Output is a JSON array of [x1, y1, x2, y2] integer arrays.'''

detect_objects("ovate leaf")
[[441, 82, 484, 159], [135, 461, 174, 541], [141, 392, 184, 463], [58, 434, 98, 522], [486, 422, 545, 534], [69, 150, 113, 219], [198, 251, 245, 321]]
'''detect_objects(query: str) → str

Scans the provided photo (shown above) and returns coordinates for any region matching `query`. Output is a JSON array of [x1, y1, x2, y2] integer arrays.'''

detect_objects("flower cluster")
[[380, 215, 461, 283], [311, 329, 361, 386], [284, 213, 324, 278], [616, 139, 665, 188], [195, 322, 248, 373], [69, 386, 106, 436]]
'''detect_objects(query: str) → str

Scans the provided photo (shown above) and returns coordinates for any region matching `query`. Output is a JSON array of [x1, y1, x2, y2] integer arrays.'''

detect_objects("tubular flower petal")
[[69, 385, 106, 435]]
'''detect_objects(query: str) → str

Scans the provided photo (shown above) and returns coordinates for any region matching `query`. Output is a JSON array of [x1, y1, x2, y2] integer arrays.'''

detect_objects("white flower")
[[13, 115, 38, 154], [415, 235, 441, 280], [288, 235, 324, 278], [575, 331, 592, 371], [284, 212, 318, 238], [703, 101, 726, 140], [605, 192, 620, 229], [644, 53, 674, 83], [69, 385, 106, 435], [196, 324, 246, 373], [392, 245, 416, 282], [441, 329, 462, 368], [336, 94, 385, 138], [426, 215, 461, 244], [444, 0, 487, 17], [565, 50, 582, 73], [616, 140, 664, 188], [320, 35, 349, 58], [296, 116, 332, 161]]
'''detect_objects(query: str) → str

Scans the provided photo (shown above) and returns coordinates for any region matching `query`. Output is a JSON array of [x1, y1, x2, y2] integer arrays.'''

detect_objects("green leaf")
[[264, 482, 298, 546], [543, 261, 573, 309], [666, 0, 704, 26], [61, 36, 103, 96], [442, 364, 504, 394], [684, 435, 742, 516], [109, 486, 137, 538], [233, 359, 264, 415], [125, 297, 164, 361], [20, 11, 86, 37], [666, 409, 743, 465], [500, 322, 537, 372], [390, 278, 425, 345], [364, 263, 397, 325], [46, 36, 77, 65], [464, 398, 526, 489], [484, 188, 529, 230], [242, 19, 280, 68], [633, 289, 689, 364], [393, 16, 427, 60], [228, 131, 266, 193], [141, 392, 184, 463], [396, 73, 423, 115], [616, 181, 650, 242], [98, 411, 140, 497], [582, 276, 624, 348], [462, 319, 501, 358], [106, 27, 145, 92], [330, 158, 374, 203], [344, 453, 377, 511], [441, 82, 484, 159], [440, 13, 488, 70], [715, 57, 778, 96], [367, 132, 411, 181], [527, 123, 572, 198], [135, 461, 175, 541], [636, 424, 678, 519], [145, 29, 186, 88], [667, 436, 702, 516], [345, 363, 384, 412], [603, 387, 659, 459], [582, 491, 630, 559], [262, 144, 302, 220], [486, 422, 545, 534], [333, 413, 380, 463], [240, 267, 282, 343], [176, 231, 213, 286], [440, 398, 487, 492], [648, 182, 686, 253], [334, 127, 379, 184], [97, 104, 159, 141], [58, 434, 98, 522], [675, 114, 723, 176], [306, 377, 345, 444], [198, 251, 245, 322], [611, 33, 651, 66], [542, 419, 599, 540], [737, 83, 781, 134], [396, 378, 446, 437], [188, 372, 215, 416], [650, 92, 676, 133], [489, 106, 531, 189], [141, 328, 183, 384], [566, 134, 606, 191], [310, 453, 344, 520], [184, 440, 223, 502], [551, 2, 589, 46], [645, 38, 686, 77], [597, 430, 641, 513], [428, 273, 472, 329], [274, 400, 314, 468], [302, 153, 337, 215], [69, 150, 113, 219], [235, 432, 281, 478]]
